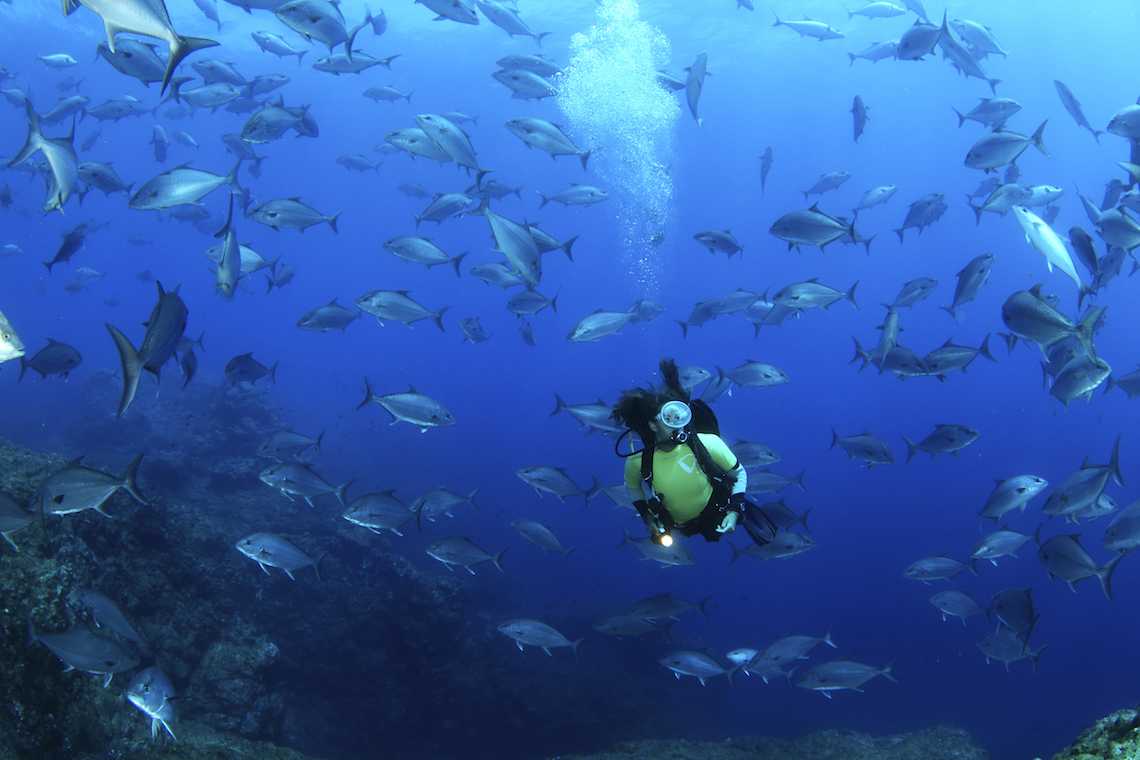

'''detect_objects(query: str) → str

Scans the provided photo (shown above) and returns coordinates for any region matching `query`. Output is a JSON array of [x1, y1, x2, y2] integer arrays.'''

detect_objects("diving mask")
[[656, 400, 692, 429]]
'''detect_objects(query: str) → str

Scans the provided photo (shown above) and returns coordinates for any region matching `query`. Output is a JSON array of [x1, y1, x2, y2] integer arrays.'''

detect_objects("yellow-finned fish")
[[0, 309, 25, 363]]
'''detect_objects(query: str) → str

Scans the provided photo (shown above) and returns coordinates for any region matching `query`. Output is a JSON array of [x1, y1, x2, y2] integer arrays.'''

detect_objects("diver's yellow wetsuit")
[[624, 433, 745, 524]]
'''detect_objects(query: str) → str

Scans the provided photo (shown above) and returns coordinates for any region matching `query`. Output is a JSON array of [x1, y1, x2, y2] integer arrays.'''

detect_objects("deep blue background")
[[2, 1, 1139, 759]]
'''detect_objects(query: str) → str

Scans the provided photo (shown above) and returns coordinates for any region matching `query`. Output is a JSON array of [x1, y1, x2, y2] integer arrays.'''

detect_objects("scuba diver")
[[611, 358, 776, 548]]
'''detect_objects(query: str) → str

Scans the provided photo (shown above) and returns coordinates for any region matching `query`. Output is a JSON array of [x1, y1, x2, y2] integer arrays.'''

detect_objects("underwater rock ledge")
[[1046, 708, 1140, 760], [547, 724, 988, 760]]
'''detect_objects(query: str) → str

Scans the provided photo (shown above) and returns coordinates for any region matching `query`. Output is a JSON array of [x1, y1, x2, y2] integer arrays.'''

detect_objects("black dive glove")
[[726, 493, 747, 514]]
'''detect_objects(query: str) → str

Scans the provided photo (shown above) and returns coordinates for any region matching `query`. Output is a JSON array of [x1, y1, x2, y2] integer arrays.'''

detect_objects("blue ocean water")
[[1, 0, 1139, 758]]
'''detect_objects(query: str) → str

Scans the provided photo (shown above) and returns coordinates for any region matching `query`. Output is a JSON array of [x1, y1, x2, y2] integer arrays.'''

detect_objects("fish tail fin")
[[938, 305, 960, 324], [578, 150, 590, 171], [327, 209, 343, 234], [845, 280, 859, 309], [1093, 129, 1102, 145], [1031, 120, 1051, 158], [952, 107, 966, 128], [570, 637, 584, 661], [267, 360, 278, 386], [893, 227, 905, 244], [162, 36, 220, 96], [1108, 433, 1124, 488], [334, 479, 354, 508], [902, 435, 917, 465], [17, 356, 29, 382], [162, 77, 192, 105], [584, 475, 604, 505], [979, 332, 996, 362], [120, 453, 150, 506], [492, 547, 508, 573], [538, 192, 550, 208], [850, 336, 870, 371], [450, 250, 468, 278], [847, 52, 856, 67], [771, 11, 783, 26], [105, 323, 142, 418], [988, 78, 1001, 96], [792, 468, 806, 491], [356, 376, 379, 410], [560, 234, 577, 262], [296, 50, 306, 66], [968, 199, 983, 226], [1100, 553, 1124, 601], [314, 551, 330, 583], [431, 305, 450, 332], [8, 101, 43, 169], [881, 655, 902, 683], [224, 159, 243, 194], [345, 22, 364, 63], [549, 392, 567, 417], [675, 319, 689, 338]]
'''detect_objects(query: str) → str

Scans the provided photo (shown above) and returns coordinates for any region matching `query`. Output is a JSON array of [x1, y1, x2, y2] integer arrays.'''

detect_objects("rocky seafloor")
[[1, 379, 1136, 760]]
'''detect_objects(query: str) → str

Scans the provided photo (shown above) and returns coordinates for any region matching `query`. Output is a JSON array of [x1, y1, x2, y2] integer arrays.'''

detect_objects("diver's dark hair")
[[611, 357, 691, 445]]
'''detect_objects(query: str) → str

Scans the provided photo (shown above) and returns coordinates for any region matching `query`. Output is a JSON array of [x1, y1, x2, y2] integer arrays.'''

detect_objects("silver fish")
[[247, 197, 340, 233], [929, 590, 985, 624], [504, 117, 590, 170], [25, 612, 140, 687], [980, 475, 1048, 523], [39, 454, 148, 516], [797, 658, 899, 697], [901, 424, 979, 462], [511, 520, 574, 564], [659, 650, 732, 686], [356, 378, 455, 430], [65, 0, 219, 94], [296, 298, 361, 332], [964, 122, 1050, 172], [7, 101, 78, 213], [0, 493, 35, 550], [940, 253, 994, 323], [617, 525, 695, 566], [129, 161, 241, 210], [498, 619, 581, 658], [1039, 535, 1123, 600], [236, 532, 326, 580], [344, 491, 414, 536], [126, 666, 177, 740], [566, 309, 635, 342], [0, 309, 25, 363], [355, 290, 449, 330], [516, 466, 596, 505], [469, 192, 541, 285], [903, 554, 976, 583], [258, 462, 350, 507], [426, 537, 505, 574], [257, 429, 323, 460], [972, 525, 1042, 565]]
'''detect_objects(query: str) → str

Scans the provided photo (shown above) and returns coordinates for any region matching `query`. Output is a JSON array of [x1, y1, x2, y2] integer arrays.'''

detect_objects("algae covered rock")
[[1049, 708, 1140, 760]]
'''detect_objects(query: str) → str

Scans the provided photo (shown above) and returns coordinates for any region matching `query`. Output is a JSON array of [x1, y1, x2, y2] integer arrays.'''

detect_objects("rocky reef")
[[0, 381, 707, 760], [1047, 708, 1140, 760], [546, 724, 988, 760]]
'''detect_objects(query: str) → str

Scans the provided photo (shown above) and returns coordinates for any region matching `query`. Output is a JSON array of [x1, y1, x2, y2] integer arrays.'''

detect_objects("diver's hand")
[[716, 511, 739, 534], [643, 514, 665, 536]]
